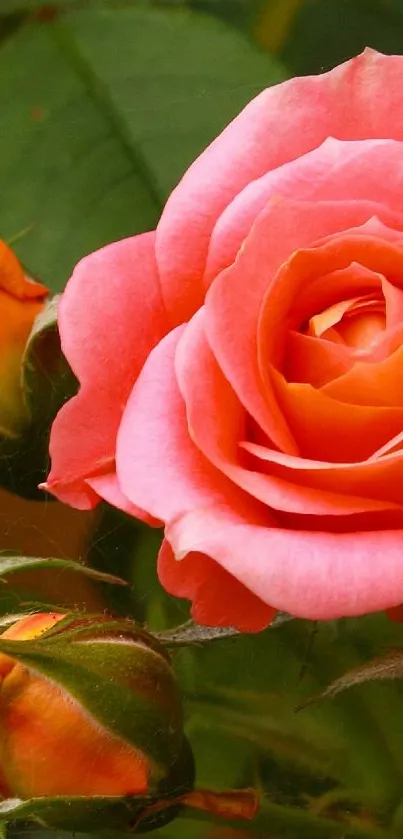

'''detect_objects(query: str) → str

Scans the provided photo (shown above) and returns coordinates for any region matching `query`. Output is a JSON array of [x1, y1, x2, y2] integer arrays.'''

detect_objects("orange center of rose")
[[307, 295, 387, 350], [256, 230, 403, 463]]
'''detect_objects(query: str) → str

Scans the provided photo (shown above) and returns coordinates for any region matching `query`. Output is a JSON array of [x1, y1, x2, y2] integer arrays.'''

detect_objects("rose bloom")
[[0, 240, 47, 435], [45, 50, 403, 631]]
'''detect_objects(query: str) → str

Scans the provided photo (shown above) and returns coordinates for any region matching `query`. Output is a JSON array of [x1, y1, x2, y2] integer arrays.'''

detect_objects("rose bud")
[[0, 240, 47, 436], [0, 612, 193, 813]]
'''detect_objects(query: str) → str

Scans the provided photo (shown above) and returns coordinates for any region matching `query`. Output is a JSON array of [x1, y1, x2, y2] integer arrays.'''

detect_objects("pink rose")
[[46, 50, 403, 631]]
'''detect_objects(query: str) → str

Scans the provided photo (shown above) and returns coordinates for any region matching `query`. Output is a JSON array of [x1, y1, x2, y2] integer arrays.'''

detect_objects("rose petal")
[[87, 473, 159, 525], [205, 138, 403, 284], [321, 344, 403, 407], [383, 278, 403, 329], [158, 539, 275, 632], [117, 327, 248, 522], [46, 232, 168, 508], [285, 331, 354, 387], [285, 264, 389, 387], [176, 309, 398, 516], [157, 50, 403, 317], [240, 440, 403, 507], [166, 504, 403, 620], [273, 369, 403, 463], [387, 605, 403, 622]]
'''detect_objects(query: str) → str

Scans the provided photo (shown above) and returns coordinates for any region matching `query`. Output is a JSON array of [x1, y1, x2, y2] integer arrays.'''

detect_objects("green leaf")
[[174, 618, 403, 817], [0, 7, 285, 292], [157, 613, 293, 647], [157, 622, 240, 647], [0, 555, 126, 617], [302, 649, 403, 707], [0, 554, 126, 586], [0, 794, 155, 833]]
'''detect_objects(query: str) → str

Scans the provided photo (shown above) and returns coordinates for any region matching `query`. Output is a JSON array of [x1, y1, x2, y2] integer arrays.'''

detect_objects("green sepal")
[[21, 296, 77, 423], [0, 297, 77, 499]]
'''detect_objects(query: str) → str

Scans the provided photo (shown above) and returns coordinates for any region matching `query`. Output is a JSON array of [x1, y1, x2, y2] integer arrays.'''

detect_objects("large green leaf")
[[0, 7, 284, 292]]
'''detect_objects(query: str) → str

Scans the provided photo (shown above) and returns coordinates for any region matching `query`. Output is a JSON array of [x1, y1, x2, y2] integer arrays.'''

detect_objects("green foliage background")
[[3, 1, 403, 838]]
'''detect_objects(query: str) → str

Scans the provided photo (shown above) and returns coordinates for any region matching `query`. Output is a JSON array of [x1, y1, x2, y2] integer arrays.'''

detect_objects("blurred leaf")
[[157, 613, 293, 647], [0, 6, 285, 292], [173, 617, 403, 818], [0, 794, 151, 832], [0, 553, 126, 585], [0, 10, 25, 43], [0, 554, 125, 615], [305, 649, 403, 706], [253, 0, 302, 54], [280, 0, 403, 75]]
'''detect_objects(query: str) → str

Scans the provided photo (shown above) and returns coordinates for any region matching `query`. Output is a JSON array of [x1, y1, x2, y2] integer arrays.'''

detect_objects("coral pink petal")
[[157, 50, 403, 317], [166, 504, 403, 619], [117, 327, 249, 523], [87, 473, 160, 525], [46, 233, 168, 507], [158, 539, 275, 632], [176, 310, 397, 516], [41, 468, 100, 510], [241, 439, 403, 508], [205, 138, 403, 284]]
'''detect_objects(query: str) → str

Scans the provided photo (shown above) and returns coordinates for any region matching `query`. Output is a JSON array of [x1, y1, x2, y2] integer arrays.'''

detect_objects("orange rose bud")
[[0, 612, 191, 804], [0, 240, 47, 435]]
